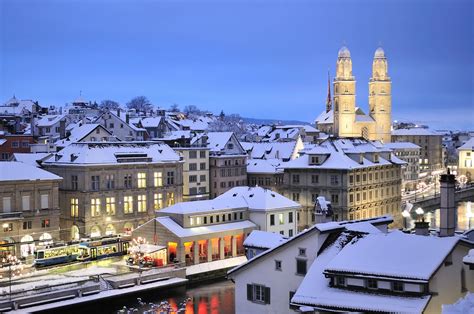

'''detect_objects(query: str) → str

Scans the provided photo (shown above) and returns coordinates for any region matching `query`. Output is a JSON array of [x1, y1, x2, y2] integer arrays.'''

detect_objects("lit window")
[[137, 173, 147, 188], [154, 172, 163, 187], [91, 198, 101, 217], [71, 198, 79, 217], [124, 196, 133, 214], [278, 213, 284, 225], [106, 197, 116, 215], [190, 217, 195, 226], [154, 193, 163, 210], [167, 192, 175, 206], [137, 195, 147, 212]]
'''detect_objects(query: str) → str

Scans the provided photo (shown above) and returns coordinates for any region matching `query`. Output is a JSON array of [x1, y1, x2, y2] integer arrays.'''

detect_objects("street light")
[[1, 254, 21, 302], [402, 210, 410, 230]]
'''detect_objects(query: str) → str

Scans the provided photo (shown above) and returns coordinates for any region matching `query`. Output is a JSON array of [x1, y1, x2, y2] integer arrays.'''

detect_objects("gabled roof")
[[458, 137, 474, 150], [315, 109, 333, 124], [55, 123, 114, 147], [12, 153, 52, 167], [36, 114, 66, 127], [241, 141, 298, 160]]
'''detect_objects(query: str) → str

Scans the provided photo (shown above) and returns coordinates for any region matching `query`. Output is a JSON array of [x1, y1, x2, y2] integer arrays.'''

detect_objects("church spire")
[[326, 71, 332, 113]]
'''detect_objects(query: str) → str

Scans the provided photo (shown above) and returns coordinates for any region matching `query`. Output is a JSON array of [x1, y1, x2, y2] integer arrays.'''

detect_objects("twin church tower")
[[316, 46, 392, 143]]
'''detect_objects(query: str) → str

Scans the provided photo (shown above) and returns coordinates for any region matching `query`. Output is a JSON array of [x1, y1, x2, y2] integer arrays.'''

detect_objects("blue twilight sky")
[[1, 0, 473, 130]]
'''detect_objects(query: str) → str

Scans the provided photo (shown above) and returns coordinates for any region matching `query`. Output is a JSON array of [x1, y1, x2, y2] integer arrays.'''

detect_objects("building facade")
[[384, 142, 421, 190], [174, 147, 210, 201], [281, 138, 404, 230], [457, 137, 474, 182], [41, 142, 183, 240], [0, 162, 62, 260]]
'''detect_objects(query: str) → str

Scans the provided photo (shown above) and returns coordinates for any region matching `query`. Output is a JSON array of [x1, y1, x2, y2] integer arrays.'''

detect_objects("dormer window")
[[311, 156, 320, 165], [190, 217, 195, 226], [227, 143, 234, 149], [392, 281, 404, 292], [367, 278, 378, 289], [336, 276, 346, 287], [374, 153, 379, 163]]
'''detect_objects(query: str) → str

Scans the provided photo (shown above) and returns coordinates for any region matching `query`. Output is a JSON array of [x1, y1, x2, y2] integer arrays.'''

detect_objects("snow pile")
[[442, 293, 474, 314]]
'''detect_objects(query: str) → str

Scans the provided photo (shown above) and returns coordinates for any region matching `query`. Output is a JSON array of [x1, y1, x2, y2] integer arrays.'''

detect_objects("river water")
[[116, 279, 235, 314]]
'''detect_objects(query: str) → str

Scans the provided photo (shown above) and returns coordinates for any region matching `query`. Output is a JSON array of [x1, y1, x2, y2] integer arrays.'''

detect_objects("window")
[[280, 230, 284, 235], [153, 171, 163, 187], [200, 162, 206, 170], [240, 212, 243, 219], [71, 198, 79, 217], [299, 248, 306, 256], [210, 216, 214, 223], [3, 223, 13, 232], [106, 197, 116, 215], [167, 192, 175, 206], [311, 175, 319, 184], [23, 221, 32, 230], [91, 198, 101, 216], [124, 174, 132, 188], [137, 195, 146, 212], [189, 151, 197, 159], [392, 282, 404, 292], [216, 215, 220, 222], [200, 174, 206, 182], [247, 284, 270, 304], [41, 194, 49, 209], [11, 141, 19, 148], [167, 171, 175, 185], [288, 212, 293, 223], [22, 195, 30, 211], [311, 156, 320, 164], [330, 175, 339, 185], [137, 172, 147, 188], [189, 187, 197, 195], [190, 217, 195, 226], [278, 213, 284, 225], [41, 219, 50, 228], [331, 194, 339, 204], [154, 193, 163, 210], [222, 214, 226, 222], [296, 259, 307, 275], [367, 278, 378, 289], [292, 193, 300, 202], [200, 151, 206, 158], [336, 276, 346, 287], [71, 175, 78, 190], [349, 175, 354, 184], [189, 163, 197, 171], [189, 175, 197, 183], [227, 143, 234, 149], [22, 141, 29, 148], [275, 260, 282, 271], [292, 174, 300, 184], [106, 174, 115, 189], [124, 196, 133, 214], [203, 216, 207, 224], [91, 175, 100, 191], [270, 214, 275, 226], [289, 229, 293, 237]]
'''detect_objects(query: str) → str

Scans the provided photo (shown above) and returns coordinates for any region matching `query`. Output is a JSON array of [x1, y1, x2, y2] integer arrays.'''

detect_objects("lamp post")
[[1, 254, 20, 302], [401, 209, 410, 230], [415, 207, 424, 222]]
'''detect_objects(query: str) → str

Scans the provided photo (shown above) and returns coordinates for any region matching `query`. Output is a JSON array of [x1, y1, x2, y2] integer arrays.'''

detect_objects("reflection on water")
[[405, 201, 474, 231], [117, 279, 235, 314]]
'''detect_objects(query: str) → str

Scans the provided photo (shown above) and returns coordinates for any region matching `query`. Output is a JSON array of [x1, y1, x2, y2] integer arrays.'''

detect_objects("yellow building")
[[316, 46, 392, 143]]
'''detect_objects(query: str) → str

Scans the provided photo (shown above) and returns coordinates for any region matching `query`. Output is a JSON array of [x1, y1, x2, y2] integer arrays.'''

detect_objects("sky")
[[1, 0, 473, 130]]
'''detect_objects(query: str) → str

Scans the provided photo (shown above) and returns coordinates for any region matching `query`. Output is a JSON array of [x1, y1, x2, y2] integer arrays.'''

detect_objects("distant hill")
[[242, 116, 313, 126]]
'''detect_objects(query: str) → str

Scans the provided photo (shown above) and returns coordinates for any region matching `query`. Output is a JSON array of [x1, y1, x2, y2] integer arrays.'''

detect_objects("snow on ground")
[[442, 293, 474, 314]]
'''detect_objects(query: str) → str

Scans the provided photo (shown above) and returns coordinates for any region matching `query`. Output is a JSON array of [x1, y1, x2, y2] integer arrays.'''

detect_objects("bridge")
[[406, 186, 474, 211]]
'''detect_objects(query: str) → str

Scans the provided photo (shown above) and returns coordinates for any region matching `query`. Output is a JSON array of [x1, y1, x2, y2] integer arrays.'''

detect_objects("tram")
[[76, 236, 129, 261], [34, 236, 130, 267], [34, 243, 81, 267]]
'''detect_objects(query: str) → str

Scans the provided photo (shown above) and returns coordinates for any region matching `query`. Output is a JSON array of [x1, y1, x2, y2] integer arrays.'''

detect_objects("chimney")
[[415, 219, 430, 236], [126, 113, 130, 124], [439, 169, 456, 237], [314, 196, 333, 224], [59, 119, 66, 139], [117, 108, 121, 116], [30, 115, 36, 137]]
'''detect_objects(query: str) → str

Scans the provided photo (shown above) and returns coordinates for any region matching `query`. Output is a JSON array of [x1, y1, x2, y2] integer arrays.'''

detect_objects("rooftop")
[[0, 161, 62, 181], [243, 230, 287, 249]]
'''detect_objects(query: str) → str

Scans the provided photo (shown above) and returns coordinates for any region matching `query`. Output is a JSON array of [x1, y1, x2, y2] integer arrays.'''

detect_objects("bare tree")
[[99, 99, 120, 111], [126, 96, 152, 112], [169, 104, 180, 112]]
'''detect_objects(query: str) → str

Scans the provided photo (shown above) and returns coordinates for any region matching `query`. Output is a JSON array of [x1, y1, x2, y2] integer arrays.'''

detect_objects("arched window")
[[361, 127, 369, 140], [90, 226, 101, 238], [20, 235, 35, 257], [71, 225, 80, 240], [39, 233, 53, 246], [105, 224, 116, 236], [124, 222, 134, 235]]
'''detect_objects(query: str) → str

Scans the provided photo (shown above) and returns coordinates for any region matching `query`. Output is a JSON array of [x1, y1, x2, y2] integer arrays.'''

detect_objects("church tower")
[[333, 46, 356, 138], [369, 47, 392, 143]]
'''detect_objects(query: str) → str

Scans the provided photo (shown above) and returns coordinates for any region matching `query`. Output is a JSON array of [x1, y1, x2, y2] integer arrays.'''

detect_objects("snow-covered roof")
[[206, 132, 233, 152], [392, 128, 442, 136], [246, 158, 283, 174], [158, 197, 248, 215], [128, 244, 166, 254], [55, 123, 113, 147], [36, 114, 65, 127], [160, 130, 192, 141], [463, 249, 474, 265], [384, 142, 421, 150], [243, 230, 287, 249], [458, 137, 474, 151], [315, 109, 333, 124], [140, 117, 163, 128], [325, 230, 459, 280], [154, 216, 256, 238], [242, 141, 297, 160], [0, 98, 38, 115], [43, 142, 181, 165], [0, 161, 62, 181], [217, 186, 301, 211], [292, 232, 431, 313], [12, 153, 52, 167]]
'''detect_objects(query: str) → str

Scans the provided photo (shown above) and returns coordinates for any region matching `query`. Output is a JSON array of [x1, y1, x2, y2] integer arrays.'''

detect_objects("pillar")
[[193, 241, 199, 265], [219, 237, 225, 260], [207, 239, 212, 262], [231, 236, 237, 257], [178, 244, 186, 264]]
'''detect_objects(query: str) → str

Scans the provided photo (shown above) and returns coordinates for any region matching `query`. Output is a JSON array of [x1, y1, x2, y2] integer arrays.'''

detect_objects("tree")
[[126, 96, 152, 112], [183, 105, 201, 115], [100, 100, 120, 111], [169, 104, 180, 112]]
